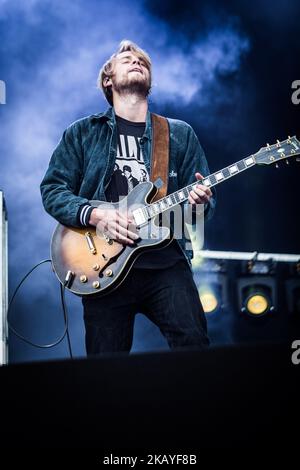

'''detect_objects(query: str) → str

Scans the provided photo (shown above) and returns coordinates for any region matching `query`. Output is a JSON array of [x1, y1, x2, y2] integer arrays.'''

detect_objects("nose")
[[132, 57, 141, 66]]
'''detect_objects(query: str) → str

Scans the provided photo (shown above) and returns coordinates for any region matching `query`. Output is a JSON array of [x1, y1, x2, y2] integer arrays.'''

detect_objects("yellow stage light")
[[200, 290, 219, 314], [245, 293, 270, 316]]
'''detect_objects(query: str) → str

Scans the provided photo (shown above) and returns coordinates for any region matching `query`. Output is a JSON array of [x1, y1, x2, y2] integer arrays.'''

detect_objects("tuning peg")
[[275, 163, 279, 168], [286, 160, 290, 165], [266, 143, 271, 151], [276, 139, 281, 147]]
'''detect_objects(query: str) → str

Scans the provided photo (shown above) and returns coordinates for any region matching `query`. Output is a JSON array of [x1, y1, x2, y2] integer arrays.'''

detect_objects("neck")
[[113, 93, 148, 122]]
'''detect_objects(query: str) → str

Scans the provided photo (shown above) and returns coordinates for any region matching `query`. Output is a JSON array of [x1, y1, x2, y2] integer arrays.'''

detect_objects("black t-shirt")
[[105, 115, 185, 269]]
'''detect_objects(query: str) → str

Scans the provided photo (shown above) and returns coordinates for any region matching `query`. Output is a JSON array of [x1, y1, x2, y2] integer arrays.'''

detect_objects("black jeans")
[[82, 260, 209, 355]]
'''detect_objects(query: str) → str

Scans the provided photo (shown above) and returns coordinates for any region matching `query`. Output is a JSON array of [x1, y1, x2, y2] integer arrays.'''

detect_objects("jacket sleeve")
[[178, 123, 216, 222], [40, 123, 91, 227]]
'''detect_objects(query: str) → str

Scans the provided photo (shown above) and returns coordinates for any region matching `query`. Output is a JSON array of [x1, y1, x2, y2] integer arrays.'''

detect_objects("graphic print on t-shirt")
[[104, 115, 185, 268], [105, 116, 149, 203], [116, 134, 149, 189]]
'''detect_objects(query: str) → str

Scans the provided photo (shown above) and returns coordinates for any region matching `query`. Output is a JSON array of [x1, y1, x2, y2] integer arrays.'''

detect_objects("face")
[[105, 51, 151, 98]]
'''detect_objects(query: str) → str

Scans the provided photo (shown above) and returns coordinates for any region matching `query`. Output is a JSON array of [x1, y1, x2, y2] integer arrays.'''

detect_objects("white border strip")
[[196, 250, 300, 263], [0, 191, 8, 365]]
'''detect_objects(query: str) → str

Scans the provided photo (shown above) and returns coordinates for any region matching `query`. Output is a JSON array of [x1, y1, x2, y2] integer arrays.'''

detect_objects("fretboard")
[[145, 154, 256, 219]]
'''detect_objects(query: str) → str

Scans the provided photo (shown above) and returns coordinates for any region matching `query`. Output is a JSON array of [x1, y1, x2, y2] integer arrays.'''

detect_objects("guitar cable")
[[7, 259, 73, 359]]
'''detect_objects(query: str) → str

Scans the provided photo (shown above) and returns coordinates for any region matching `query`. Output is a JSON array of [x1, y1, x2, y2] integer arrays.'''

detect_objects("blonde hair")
[[97, 40, 152, 106]]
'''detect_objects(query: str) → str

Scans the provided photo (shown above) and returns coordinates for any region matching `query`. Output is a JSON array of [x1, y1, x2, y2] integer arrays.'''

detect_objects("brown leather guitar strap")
[[150, 113, 170, 202]]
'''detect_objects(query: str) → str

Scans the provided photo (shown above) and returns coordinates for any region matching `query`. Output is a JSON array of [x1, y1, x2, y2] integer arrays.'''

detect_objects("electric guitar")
[[51, 136, 300, 296]]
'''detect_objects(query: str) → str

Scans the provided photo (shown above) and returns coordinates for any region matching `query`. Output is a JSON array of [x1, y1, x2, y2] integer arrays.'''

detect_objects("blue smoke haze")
[[0, 0, 299, 362]]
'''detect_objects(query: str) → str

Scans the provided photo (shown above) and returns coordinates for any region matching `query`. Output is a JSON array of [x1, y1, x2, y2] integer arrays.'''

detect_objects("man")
[[123, 164, 139, 191], [40, 40, 216, 355]]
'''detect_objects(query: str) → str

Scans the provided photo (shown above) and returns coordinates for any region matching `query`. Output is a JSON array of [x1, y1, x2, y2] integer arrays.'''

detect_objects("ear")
[[103, 77, 112, 88]]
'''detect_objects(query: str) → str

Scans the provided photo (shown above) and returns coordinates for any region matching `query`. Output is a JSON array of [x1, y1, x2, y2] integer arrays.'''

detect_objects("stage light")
[[244, 290, 272, 316], [193, 260, 227, 315], [198, 286, 219, 314], [196, 250, 300, 343], [237, 276, 276, 318]]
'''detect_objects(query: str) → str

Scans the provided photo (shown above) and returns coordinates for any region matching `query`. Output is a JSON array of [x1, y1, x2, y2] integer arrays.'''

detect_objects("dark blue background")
[[0, 0, 299, 362]]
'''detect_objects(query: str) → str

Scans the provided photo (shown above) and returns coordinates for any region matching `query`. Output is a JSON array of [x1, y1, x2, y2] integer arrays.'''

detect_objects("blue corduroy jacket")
[[40, 107, 216, 263]]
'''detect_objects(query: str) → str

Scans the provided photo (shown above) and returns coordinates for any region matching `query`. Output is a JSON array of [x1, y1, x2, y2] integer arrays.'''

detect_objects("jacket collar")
[[91, 107, 152, 141]]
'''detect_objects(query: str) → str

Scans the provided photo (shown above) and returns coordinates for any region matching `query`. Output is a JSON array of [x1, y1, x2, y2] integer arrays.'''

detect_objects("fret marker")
[[178, 191, 184, 200], [245, 157, 254, 166], [229, 165, 238, 174], [215, 172, 224, 180], [202, 179, 211, 186], [166, 197, 172, 205]]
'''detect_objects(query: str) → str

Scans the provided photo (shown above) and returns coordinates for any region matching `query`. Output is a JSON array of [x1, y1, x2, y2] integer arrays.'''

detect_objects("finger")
[[190, 190, 209, 204], [118, 211, 136, 229], [195, 172, 204, 180], [126, 229, 139, 241], [190, 190, 202, 202], [188, 195, 196, 205], [108, 225, 135, 245], [110, 222, 130, 237], [116, 215, 130, 230], [114, 232, 135, 245], [196, 184, 212, 197], [114, 223, 139, 240], [126, 210, 134, 224], [194, 185, 212, 199], [195, 190, 211, 202], [128, 222, 139, 236], [194, 187, 207, 198], [116, 210, 130, 224], [103, 227, 115, 240]]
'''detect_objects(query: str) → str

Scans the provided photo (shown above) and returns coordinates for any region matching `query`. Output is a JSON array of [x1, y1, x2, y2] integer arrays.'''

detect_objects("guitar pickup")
[[132, 208, 147, 226], [85, 231, 97, 254]]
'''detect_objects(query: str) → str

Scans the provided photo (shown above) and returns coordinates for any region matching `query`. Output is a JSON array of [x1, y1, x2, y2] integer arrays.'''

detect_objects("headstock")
[[255, 136, 300, 165]]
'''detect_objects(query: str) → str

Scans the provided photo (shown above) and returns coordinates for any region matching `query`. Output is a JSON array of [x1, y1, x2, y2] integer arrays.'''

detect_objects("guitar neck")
[[146, 154, 256, 218]]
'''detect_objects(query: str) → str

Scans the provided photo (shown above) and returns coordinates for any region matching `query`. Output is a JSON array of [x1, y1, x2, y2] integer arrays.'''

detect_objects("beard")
[[112, 73, 151, 99]]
